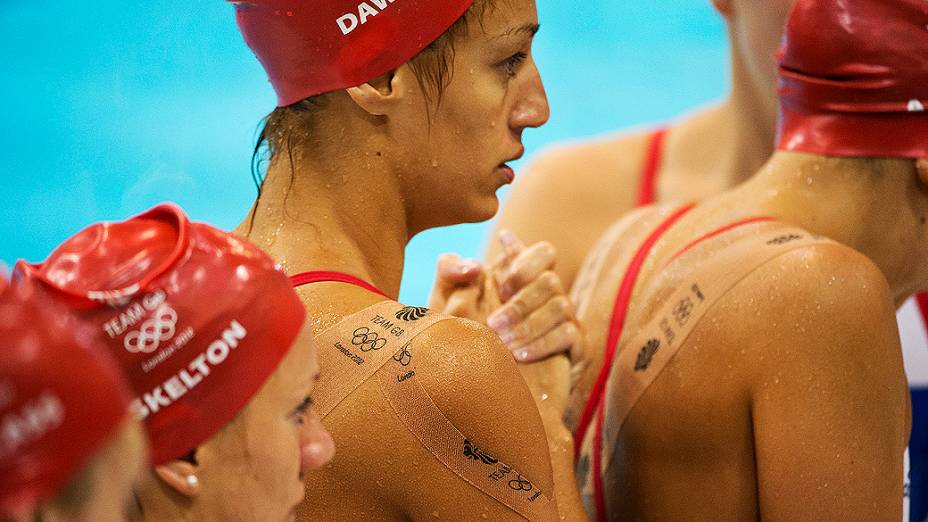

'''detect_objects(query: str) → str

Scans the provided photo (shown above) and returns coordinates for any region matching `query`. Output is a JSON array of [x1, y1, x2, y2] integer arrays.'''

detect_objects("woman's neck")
[[665, 45, 777, 192], [738, 152, 924, 305], [234, 151, 410, 298]]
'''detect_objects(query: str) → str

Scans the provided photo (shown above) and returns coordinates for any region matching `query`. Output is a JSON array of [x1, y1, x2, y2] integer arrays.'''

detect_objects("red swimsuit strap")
[[667, 217, 777, 264], [289, 270, 390, 299], [588, 214, 778, 522], [573, 204, 696, 455], [635, 128, 669, 207], [917, 292, 928, 328]]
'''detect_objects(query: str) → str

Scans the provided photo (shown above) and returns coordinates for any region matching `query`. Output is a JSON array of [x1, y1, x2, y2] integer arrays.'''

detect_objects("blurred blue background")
[[0, 0, 728, 304]]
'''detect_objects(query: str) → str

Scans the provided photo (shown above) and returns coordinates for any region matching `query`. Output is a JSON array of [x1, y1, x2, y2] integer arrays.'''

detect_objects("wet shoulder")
[[715, 241, 902, 385], [518, 130, 655, 208], [406, 315, 555, 494], [492, 130, 659, 286]]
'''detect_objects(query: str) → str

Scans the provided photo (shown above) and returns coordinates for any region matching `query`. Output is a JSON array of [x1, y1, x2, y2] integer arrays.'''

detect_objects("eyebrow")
[[491, 23, 541, 40]]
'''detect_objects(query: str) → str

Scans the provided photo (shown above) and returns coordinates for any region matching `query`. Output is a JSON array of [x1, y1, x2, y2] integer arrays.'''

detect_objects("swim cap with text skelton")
[[0, 282, 133, 518], [776, 0, 928, 158], [14, 204, 307, 465], [230, 0, 474, 106]]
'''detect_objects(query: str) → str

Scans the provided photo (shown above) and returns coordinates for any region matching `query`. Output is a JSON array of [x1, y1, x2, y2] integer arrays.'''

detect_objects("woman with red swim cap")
[[230, 0, 584, 519], [560, 0, 928, 519], [14, 204, 335, 521], [0, 281, 147, 521]]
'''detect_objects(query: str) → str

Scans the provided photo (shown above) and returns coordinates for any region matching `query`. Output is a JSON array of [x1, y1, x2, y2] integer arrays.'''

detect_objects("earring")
[[186, 475, 199, 488]]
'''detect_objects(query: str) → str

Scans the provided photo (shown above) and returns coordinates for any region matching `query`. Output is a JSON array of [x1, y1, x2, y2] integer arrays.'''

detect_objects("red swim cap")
[[0, 283, 132, 518], [231, 0, 474, 106], [776, 0, 928, 158], [14, 204, 306, 465]]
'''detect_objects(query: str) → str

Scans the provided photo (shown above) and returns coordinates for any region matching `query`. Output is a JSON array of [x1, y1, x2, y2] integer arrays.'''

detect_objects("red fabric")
[[636, 129, 668, 206], [776, 0, 928, 158], [917, 293, 928, 333], [573, 204, 695, 457], [231, 0, 473, 106], [668, 217, 776, 264], [587, 213, 776, 521], [0, 283, 132, 518], [290, 270, 389, 298], [15, 204, 306, 465]]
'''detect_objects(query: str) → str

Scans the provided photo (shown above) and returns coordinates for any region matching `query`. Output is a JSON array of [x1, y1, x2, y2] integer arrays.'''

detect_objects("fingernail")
[[515, 349, 530, 361], [497, 329, 516, 344], [487, 312, 510, 330], [460, 259, 480, 274], [499, 283, 514, 301], [498, 229, 519, 255]]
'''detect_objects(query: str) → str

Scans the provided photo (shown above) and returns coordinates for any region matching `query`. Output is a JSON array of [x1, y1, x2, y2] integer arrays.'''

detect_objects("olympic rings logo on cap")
[[124, 305, 178, 354]]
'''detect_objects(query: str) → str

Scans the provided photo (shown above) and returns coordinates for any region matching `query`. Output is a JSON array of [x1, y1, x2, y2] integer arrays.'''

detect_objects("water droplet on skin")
[[541, 393, 549, 401], [805, 177, 813, 186], [430, 159, 439, 168]]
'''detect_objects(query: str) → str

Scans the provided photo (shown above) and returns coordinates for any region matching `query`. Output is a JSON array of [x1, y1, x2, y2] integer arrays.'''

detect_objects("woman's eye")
[[502, 51, 528, 77], [292, 396, 313, 424]]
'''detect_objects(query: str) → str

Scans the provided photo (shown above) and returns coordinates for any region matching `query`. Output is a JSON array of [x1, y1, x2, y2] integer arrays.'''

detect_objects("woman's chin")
[[466, 197, 500, 224]]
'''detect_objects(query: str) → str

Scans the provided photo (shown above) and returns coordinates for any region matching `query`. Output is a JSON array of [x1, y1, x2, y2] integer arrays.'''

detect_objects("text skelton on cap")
[[230, 0, 474, 106], [0, 282, 133, 518], [777, 0, 928, 158], [14, 204, 307, 465]]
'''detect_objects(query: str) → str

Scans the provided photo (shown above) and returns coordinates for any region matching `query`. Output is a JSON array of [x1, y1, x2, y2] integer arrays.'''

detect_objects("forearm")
[[519, 355, 586, 520]]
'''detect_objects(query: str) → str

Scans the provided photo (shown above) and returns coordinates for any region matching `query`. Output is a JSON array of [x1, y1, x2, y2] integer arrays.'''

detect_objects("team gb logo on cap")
[[337, 0, 398, 35]]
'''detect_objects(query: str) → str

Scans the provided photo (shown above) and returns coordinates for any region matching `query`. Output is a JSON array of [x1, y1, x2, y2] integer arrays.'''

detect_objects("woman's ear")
[[346, 64, 415, 116], [917, 159, 928, 187], [154, 460, 201, 498]]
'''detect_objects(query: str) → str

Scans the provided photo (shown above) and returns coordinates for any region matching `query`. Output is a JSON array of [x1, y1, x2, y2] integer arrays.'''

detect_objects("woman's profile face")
[[389, 0, 550, 233], [191, 324, 332, 522]]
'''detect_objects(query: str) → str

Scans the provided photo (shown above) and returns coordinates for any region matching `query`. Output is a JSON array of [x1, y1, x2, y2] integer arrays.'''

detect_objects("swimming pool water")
[[0, 0, 728, 303]]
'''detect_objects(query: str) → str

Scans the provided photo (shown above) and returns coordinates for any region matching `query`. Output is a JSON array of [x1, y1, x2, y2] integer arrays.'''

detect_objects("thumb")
[[494, 229, 526, 291], [428, 254, 483, 309]]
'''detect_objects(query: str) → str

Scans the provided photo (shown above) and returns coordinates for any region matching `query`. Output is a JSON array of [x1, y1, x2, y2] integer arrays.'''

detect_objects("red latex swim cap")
[[0, 283, 132, 518], [14, 204, 306, 465], [231, 0, 474, 106], [776, 0, 928, 158]]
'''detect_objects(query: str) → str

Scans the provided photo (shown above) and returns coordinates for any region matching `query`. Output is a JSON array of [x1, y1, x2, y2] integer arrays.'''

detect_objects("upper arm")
[[743, 246, 908, 520], [489, 135, 649, 288], [414, 318, 557, 496]]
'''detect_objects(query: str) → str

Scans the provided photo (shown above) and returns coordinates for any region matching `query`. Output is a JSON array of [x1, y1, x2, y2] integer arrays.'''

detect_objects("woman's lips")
[[498, 164, 515, 183]]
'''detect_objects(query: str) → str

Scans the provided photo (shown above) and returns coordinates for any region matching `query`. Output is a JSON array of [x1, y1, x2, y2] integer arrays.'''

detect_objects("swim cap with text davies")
[[230, 0, 474, 106], [777, 0, 928, 158], [14, 204, 306, 465], [0, 282, 133, 518]]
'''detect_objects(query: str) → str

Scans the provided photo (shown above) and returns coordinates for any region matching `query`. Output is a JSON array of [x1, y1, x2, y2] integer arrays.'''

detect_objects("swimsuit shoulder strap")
[[635, 128, 669, 207], [314, 302, 559, 521], [581, 222, 836, 522], [573, 203, 695, 454], [290, 270, 390, 298], [917, 292, 928, 328]]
